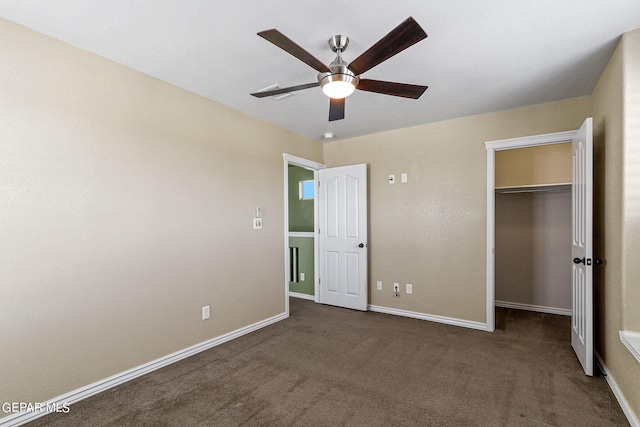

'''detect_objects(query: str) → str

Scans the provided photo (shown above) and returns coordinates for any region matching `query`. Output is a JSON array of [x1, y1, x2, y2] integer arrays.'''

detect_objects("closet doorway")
[[494, 144, 572, 317], [484, 120, 594, 376], [485, 130, 578, 332]]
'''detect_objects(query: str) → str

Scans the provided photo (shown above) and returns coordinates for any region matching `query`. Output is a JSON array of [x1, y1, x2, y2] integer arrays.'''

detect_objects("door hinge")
[[318, 277, 321, 284]]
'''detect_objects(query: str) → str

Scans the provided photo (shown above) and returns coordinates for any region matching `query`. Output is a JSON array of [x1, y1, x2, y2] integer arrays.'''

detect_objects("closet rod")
[[495, 183, 571, 194]]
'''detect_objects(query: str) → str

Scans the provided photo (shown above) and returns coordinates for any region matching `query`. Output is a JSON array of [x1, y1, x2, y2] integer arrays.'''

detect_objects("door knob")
[[358, 243, 365, 248], [573, 257, 585, 264]]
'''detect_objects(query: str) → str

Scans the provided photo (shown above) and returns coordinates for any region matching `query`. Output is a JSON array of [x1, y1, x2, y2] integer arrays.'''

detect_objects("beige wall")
[[592, 27, 640, 418], [323, 97, 590, 323], [495, 143, 572, 188], [3, 14, 639, 424], [0, 18, 322, 409]]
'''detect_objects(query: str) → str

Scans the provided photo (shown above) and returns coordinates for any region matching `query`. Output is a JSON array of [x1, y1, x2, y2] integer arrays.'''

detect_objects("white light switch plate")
[[406, 284, 413, 294]]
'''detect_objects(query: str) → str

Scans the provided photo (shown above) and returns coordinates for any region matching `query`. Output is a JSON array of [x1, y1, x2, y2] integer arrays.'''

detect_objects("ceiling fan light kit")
[[251, 17, 428, 121], [319, 35, 357, 99]]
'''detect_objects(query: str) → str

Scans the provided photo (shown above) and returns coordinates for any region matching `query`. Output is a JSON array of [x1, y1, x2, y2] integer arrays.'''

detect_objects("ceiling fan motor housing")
[[318, 60, 359, 98], [319, 36, 358, 99]]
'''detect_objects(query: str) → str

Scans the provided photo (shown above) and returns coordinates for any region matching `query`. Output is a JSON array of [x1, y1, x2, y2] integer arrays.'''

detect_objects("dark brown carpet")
[[27, 298, 628, 426]]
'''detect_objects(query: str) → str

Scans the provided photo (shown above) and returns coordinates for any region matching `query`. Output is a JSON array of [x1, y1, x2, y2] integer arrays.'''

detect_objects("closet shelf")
[[495, 183, 571, 194]]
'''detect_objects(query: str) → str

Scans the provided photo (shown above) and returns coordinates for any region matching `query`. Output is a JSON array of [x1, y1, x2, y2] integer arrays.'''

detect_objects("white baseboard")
[[0, 312, 288, 427], [288, 291, 315, 301], [595, 352, 639, 427], [368, 305, 488, 331], [495, 300, 571, 316]]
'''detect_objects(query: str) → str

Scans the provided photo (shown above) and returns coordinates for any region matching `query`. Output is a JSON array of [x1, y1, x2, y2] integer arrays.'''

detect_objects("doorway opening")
[[494, 144, 573, 317], [283, 154, 325, 316], [484, 130, 578, 332]]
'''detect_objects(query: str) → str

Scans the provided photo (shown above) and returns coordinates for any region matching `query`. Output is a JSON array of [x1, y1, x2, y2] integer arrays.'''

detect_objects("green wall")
[[289, 236, 314, 296], [288, 165, 314, 296], [288, 165, 314, 232]]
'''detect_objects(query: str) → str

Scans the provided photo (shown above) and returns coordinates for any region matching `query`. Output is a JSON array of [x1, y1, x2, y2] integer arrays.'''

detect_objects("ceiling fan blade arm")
[[356, 79, 428, 99], [348, 17, 427, 76], [251, 82, 319, 98], [258, 29, 331, 73], [329, 98, 345, 121]]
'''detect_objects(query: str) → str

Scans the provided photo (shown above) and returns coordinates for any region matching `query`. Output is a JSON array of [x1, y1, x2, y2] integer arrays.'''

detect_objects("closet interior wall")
[[494, 144, 572, 315]]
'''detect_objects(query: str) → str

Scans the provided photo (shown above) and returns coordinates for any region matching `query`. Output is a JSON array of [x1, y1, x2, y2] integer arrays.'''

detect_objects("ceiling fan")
[[250, 17, 428, 121]]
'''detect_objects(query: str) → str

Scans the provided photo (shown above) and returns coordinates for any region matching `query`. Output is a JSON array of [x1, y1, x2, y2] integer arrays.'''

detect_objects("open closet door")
[[571, 117, 593, 376], [318, 164, 368, 311]]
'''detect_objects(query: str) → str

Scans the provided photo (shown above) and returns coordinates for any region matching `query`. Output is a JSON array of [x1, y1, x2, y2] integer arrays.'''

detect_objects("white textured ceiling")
[[1, 1, 639, 141]]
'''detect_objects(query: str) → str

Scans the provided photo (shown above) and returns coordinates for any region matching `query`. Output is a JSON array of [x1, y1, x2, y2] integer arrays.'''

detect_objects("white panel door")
[[318, 164, 368, 311], [571, 118, 594, 376]]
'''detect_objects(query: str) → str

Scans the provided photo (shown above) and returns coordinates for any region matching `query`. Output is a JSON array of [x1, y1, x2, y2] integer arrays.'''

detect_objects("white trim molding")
[[283, 153, 325, 170], [484, 130, 578, 151], [595, 352, 640, 427], [484, 129, 578, 332], [495, 300, 571, 316], [369, 305, 487, 331], [288, 232, 314, 238], [620, 330, 640, 364], [289, 291, 315, 301], [0, 312, 288, 427]]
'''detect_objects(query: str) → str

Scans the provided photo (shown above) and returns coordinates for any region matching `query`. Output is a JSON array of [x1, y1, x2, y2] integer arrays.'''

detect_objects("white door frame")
[[283, 154, 325, 316], [484, 130, 577, 332]]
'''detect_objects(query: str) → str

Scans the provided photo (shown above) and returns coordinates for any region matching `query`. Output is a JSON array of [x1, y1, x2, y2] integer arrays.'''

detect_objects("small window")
[[299, 180, 315, 200]]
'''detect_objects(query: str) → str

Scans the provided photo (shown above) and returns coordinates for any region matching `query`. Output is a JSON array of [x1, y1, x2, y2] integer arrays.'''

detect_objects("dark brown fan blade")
[[258, 29, 330, 73], [348, 17, 427, 76], [251, 82, 319, 98], [329, 98, 345, 121], [357, 79, 428, 99]]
